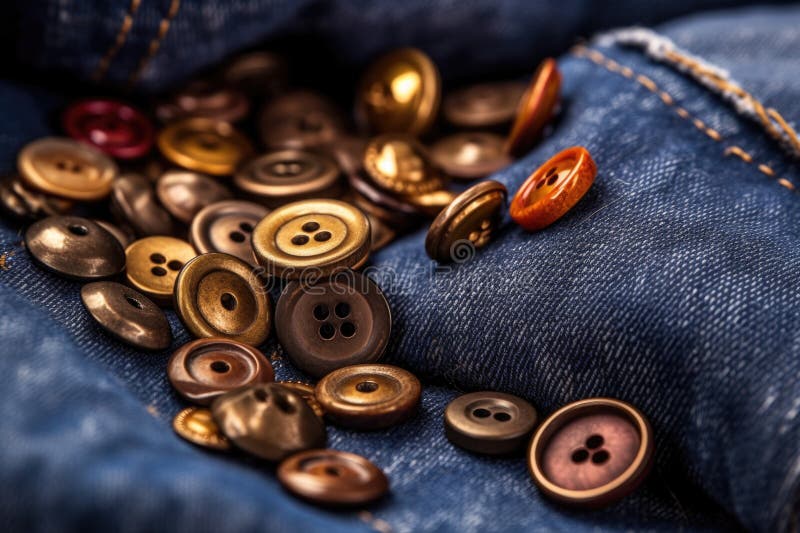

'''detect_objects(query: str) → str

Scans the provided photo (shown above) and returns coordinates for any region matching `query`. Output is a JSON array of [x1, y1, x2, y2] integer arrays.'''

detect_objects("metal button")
[[357, 48, 440, 135], [110, 173, 175, 236], [62, 99, 154, 159], [363, 134, 443, 196], [168, 337, 274, 405], [275, 272, 390, 378], [259, 91, 344, 150], [95, 220, 134, 248], [212, 383, 327, 461], [174, 252, 272, 346], [124, 236, 196, 304], [403, 189, 456, 218], [252, 199, 370, 279], [155, 169, 232, 224], [276, 381, 325, 419], [18, 137, 118, 200], [364, 212, 396, 251], [425, 180, 507, 263], [81, 280, 172, 350], [0, 176, 72, 220], [509, 146, 596, 231], [223, 51, 287, 97], [506, 58, 561, 157], [347, 173, 421, 229], [443, 81, 526, 128], [528, 398, 654, 507], [430, 133, 511, 180], [316, 364, 420, 429], [445, 391, 538, 455], [173, 407, 231, 451], [156, 81, 250, 123], [189, 200, 268, 265], [25, 216, 125, 280], [327, 135, 367, 176], [157, 118, 253, 176], [278, 449, 389, 506]]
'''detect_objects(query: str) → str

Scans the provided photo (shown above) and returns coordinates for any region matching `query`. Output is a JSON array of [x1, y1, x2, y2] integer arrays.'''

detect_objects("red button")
[[63, 99, 154, 159]]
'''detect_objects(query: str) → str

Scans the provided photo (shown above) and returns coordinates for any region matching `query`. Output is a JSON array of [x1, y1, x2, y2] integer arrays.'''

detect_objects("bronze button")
[[276, 381, 325, 418], [168, 337, 274, 405], [348, 173, 421, 229], [403, 189, 456, 218], [443, 81, 526, 128], [506, 58, 561, 157], [124, 236, 196, 305], [18, 137, 118, 200], [0, 176, 72, 220], [173, 407, 231, 451], [110, 173, 175, 236], [211, 383, 326, 461], [259, 91, 345, 150], [25, 216, 125, 280], [252, 199, 370, 279], [357, 48, 441, 135], [364, 212, 396, 251], [444, 391, 538, 455], [425, 180, 507, 263], [95, 220, 134, 248], [278, 449, 389, 506], [174, 252, 272, 346], [430, 133, 511, 180], [528, 398, 654, 507], [189, 200, 268, 265], [155, 170, 232, 224], [223, 51, 287, 97], [156, 80, 250, 123], [275, 272, 390, 378], [363, 134, 443, 196], [157, 118, 253, 176]]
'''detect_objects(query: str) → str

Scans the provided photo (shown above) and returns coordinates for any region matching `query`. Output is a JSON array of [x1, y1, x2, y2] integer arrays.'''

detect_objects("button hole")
[[334, 302, 350, 318], [67, 224, 89, 236], [210, 361, 230, 373], [356, 381, 379, 393], [151, 266, 167, 276], [220, 292, 237, 311], [586, 434, 604, 449], [313, 304, 329, 320], [150, 253, 166, 264], [239, 222, 254, 233], [167, 260, 183, 271], [472, 408, 491, 418], [547, 174, 559, 186], [273, 392, 296, 414], [229, 231, 246, 243], [253, 388, 268, 402], [319, 323, 335, 340], [292, 235, 309, 245], [340, 321, 356, 338], [302, 221, 320, 232], [591, 450, 610, 465], [125, 295, 143, 309], [324, 466, 341, 476], [493, 412, 511, 422], [545, 166, 558, 177], [571, 449, 589, 463]]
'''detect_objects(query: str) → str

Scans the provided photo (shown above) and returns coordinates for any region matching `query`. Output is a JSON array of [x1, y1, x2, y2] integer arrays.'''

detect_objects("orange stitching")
[[92, 0, 142, 81], [779, 179, 796, 191], [758, 164, 775, 176], [724, 146, 753, 163], [128, 0, 181, 85]]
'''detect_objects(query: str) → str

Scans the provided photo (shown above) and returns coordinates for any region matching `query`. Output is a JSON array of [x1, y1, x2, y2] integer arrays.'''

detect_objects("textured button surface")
[[259, 91, 344, 150], [528, 398, 654, 507], [110, 173, 175, 236], [125, 236, 196, 304], [156, 81, 250, 123], [445, 391, 538, 455], [506, 58, 561, 157], [363, 134, 443, 196], [443, 81, 526, 128], [190, 200, 267, 265], [431, 132, 511, 180], [0, 176, 72, 220], [173, 407, 231, 451], [157, 118, 252, 176], [156, 170, 232, 224], [276, 381, 324, 418], [63, 99, 154, 159]]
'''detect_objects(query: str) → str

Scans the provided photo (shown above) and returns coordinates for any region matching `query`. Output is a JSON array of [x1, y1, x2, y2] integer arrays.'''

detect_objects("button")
[[157, 118, 253, 176], [357, 48, 440, 135], [275, 272, 390, 378], [173, 407, 231, 451], [363, 134, 444, 196], [403, 189, 456, 218], [18, 137, 118, 200], [252, 199, 370, 279], [528, 398, 654, 507], [25, 216, 125, 280], [62, 99, 154, 159], [425, 180, 507, 263], [278, 449, 389, 506], [174, 252, 272, 346], [347, 173, 421, 229], [155, 169, 232, 224], [444, 391, 538, 455], [156, 81, 250, 123], [327, 135, 367, 176], [506, 58, 561, 157], [124, 236, 196, 305], [211, 383, 327, 461], [430, 133, 511, 180], [95, 220, 134, 248], [0, 176, 72, 220], [223, 51, 288, 97], [110, 173, 175, 236], [509, 146, 596, 231], [189, 200, 268, 265], [259, 91, 345, 150], [168, 338, 274, 405], [364, 212, 395, 251], [443, 81, 526, 128], [276, 381, 325, 418]]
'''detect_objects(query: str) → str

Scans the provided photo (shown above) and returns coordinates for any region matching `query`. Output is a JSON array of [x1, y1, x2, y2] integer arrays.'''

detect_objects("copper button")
[[110, 173, 175, 236], [157, 118, 253, 176], [430, 133, 511, 180], [506, 58, 561, 157], [223, 51, 287, 97], [62, 99, 154, 159], [363, 134, 443, 196], [124, 236, 196, 305], [95, 220, 134, 248], [173, 407, 231, 451], [155, 170, 232, 224], [347, 173, 421, 229], [276, 381, 325, 418], [259, 91, 345, 150], [0, 176, 72, 220], [403, 189, 456, 218], [156, 80, 250, 123], [189, 200, 268, 265], [443, 81, 526, 128]]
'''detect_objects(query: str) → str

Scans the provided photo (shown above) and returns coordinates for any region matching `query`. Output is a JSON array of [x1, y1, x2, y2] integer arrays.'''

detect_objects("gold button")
[[173, 407, 231, 451], [189, 200, 268, 265], [276, 381, 325, 418], [18, 137, 118, 200], [259, 91, 345, 150], [252, 199, 370, 278], [174, 252, 272, 346], [125, 236, 197, 305], [443, 81, 526, 128], [363, 134, 443, 196], [430, 132, 512, 180], [157, 118, 253, 176]]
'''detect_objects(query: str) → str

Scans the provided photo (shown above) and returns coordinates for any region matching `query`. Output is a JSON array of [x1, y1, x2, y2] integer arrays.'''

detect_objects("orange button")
[[505, 58, 561, 157]]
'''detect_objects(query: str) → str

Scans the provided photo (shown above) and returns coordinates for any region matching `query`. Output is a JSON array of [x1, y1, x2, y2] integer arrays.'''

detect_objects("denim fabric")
[[1, 1, 799, 532]]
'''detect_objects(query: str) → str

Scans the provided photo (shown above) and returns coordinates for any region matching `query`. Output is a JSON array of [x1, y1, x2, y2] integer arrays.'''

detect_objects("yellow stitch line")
[[705, 128, 722, 141], [605, 59, 621, 72], [778, 178, 795, 190], [676, 107, 690, 119], [92, 0, 141, 81], [659, 92, 674, 105], [587, 49, 605, 64], [128, 0, 181, 85], [758, 164, 775, 176], [724, 146, 753, 162], [635, 74, 657, 92], [619, 66, 634, 78], [692, 118, 706, 130], [767, 108, 800, 152]]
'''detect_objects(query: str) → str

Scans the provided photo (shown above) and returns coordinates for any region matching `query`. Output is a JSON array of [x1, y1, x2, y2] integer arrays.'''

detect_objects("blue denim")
[[1, 1, 799, 532]]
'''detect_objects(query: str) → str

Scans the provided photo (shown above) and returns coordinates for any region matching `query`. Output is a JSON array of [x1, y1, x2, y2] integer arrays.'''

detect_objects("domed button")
[[173, 407, 231, 451], [62, 99, 154, 159], [189, 200, 268, 265], [110, 173, 175, 236], [252, 199, 370, 279], [363, 134, 443, 196], [174, 252, 272, 346], [528, 398, 654, 507], [430, 133, 511, 180], [443, 81, 526, 128], [509, 146, 596, 231], [18, 137, 118, 200], [0, 176, 72, 220], [81, 281, 172, 350], [157, 118, 253, 176], [357, 48, 441, 135], [156, 81, 250, 123], [275, 272, 390, 378], [168, 337, 274, 405], [276, 381, 325, 418], [212, 383, 326, 461], [425, 180, 507, 263], [259, 91, 345, 150], [25, 216, 125, 280], [278, 449, 389, 506], [315, 364, 420, 429], [155, 170, 232, 224], [444, 391, 538, 455], [124, 236, 196, 305], [506, 58, 561, 157]]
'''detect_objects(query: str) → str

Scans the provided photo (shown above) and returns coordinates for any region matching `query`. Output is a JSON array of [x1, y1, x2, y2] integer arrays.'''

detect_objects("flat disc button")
[[173, 407, 231, 451], [506, 58, 561, 157], [259, 91, 345, 150], [430, 133, 511, 180], [157, 118, 253, 176], [110, 173, 175, 236], [63, 99, 154, 159], [443, 81, 526, 128], [125, 236, 196, 305], [363, 134, 443, 196], [156, 81, 250, 123], [156, 170, 232, 224], [0, 176, 73, 220], [190, 200, 268, 265]]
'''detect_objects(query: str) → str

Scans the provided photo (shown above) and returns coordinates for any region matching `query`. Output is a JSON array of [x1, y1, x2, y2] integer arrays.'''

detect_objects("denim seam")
[[91, 0, 142, 82], [128, 0, 182, 86], [358, 510, 392, 533]]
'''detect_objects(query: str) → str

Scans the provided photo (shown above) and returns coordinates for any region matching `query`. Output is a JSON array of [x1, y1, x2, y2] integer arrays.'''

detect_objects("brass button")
[[403, 189, 456, 218], [168, 337, 274, 405], [425, 180, 507, 263], [95, 220, 134, 248], [110, 173, 175, 236], [363, 134, 443, 196], [278, 449, 389, 506], [357, 48, 440, 135], [18, 137, 118, 200], [275, 272, 390, 378], [506, 58, 561, 157], [124, 236, 196, 304], [212, 383, 327, 461], [276, 381, 325, 418], [173, 407, 231, 451], [223, 51, 287, 97], [155, 169, 232, 224], [252, 199, 370, 279], [62, 99, 154, 159], [189, 200, 268, 265], [81, 281, 172, 350], [157, 118, 253, 176], [0, 176, 72, 220], [259, 91, 345, 150], [528, 398, 654, 507], [315, 364, 420, 429], [25, 216, 125, 280], [430, 133, 511, 180], [444, 391, 538, 455], [443, 81, 526, 128], [348, 173, 421, 228], [174, 252, 272, 346], [156, 81, 250, 123]]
